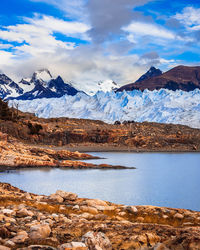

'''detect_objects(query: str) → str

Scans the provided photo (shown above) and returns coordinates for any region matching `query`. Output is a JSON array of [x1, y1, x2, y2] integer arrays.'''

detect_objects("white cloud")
[[174, 7, 200, 31], [123, 22, 176, 40], [0, 43, 13, 49], [30, 0, 87, 21], [26, 14, 90, 37], [0, 14, 90, 56]]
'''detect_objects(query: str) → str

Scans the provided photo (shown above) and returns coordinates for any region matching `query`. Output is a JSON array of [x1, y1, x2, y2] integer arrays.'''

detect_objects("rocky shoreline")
[[0, 132, 134, 170], [0, 183, 200, 249]]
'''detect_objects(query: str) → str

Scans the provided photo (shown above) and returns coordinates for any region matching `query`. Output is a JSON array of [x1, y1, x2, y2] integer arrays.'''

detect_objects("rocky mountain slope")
[[135, 66, 162, 83], [118, 65, 200, 92]]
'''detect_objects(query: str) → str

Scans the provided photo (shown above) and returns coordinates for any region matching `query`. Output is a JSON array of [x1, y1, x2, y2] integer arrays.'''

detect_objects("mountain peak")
[[31, 69, 53, 83], [135, 66, 162, 83]]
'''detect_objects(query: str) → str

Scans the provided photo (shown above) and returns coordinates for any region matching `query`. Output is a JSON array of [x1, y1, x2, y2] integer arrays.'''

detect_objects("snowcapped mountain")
[[15, 69, 79, 100], [9, 88, 200, 129], [0, 69, 79, 100], [0, 74, 23, 99], [71, 79, 120, 95]]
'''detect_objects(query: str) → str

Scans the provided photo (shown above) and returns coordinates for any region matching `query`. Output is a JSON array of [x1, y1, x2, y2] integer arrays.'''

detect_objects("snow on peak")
[[98, 80, 120, 92], [32, 69, 53, 83], [72, 79, 120, 95]]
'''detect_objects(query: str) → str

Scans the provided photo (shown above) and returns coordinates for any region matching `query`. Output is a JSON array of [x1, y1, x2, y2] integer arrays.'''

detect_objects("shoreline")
[[0, 164, 135, 171], [35, 143, 200, 153], [1, 182, 200, 249]]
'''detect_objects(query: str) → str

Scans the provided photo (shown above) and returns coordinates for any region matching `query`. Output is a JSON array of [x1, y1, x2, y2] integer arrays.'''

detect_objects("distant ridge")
[[117, 65, 200, 92]]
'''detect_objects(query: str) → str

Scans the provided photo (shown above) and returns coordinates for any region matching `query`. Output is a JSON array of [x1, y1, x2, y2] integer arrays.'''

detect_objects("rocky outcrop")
[[1, 183, 200, 249], [1, 113, 200, 152], [0, 132, 133, 170]]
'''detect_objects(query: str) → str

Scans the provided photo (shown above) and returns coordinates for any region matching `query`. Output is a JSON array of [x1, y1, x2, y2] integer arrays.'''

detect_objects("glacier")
[[9, 88, 200, 129]]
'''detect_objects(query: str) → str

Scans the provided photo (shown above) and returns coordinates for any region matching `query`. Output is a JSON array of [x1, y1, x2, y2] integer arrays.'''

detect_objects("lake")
[[1, 152, 200, 211]]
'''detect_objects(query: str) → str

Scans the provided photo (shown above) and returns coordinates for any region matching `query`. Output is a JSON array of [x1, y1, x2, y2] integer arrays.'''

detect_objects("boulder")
[[29, 224, 51, 240], [49, 194, 64, 203], [16, 208, 33, 218], [55, 190, 78, 201], [24, 245, 57, 250]]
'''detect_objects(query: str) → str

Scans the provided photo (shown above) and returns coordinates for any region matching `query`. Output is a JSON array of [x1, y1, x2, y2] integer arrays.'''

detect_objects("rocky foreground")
[[0, 183, 200, 249], [0, 132, 132, 170]]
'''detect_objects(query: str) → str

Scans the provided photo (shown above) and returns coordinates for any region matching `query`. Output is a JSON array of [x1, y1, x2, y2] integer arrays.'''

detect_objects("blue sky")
[[0, 0, 200, 85]]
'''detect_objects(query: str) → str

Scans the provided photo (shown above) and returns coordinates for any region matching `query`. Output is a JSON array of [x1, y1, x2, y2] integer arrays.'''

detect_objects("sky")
[[0, 0, 200, 86]]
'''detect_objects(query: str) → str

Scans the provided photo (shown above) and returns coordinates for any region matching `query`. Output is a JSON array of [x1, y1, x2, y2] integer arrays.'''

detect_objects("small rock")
[[82, 231, 112, 250], [24, 192, 32, 200], [154, 243, 169, 250], [2, 209, 14, 217], [12, 231, 28, 243], [0, 227, 11, 239], [80, 206, 98, 215], [58, 242, 87, 250], [0, 246, 11, 250], [125, 206, 138, 214], [25, 245, 57, 250], [136, 217, 144, 223], [16, 208, 33, 218], [73, 205, 80, 210], [4, 241, 15, 248], [174, 213, 184, 219], [85, 199, 107, 207]]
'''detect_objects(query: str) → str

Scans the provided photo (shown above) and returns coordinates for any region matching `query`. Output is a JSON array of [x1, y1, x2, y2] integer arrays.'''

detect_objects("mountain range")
[[0, 69, 121, 100], [0, 69, 79, 100], [1, 65, 200, 101]]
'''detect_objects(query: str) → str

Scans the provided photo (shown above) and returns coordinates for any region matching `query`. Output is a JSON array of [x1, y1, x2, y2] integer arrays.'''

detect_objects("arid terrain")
[[1, 107, 200, 152], [1, 183, 200, 249]]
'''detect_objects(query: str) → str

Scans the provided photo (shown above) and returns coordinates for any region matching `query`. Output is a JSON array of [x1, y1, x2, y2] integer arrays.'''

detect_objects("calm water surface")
[[1, 152, 200, 211]]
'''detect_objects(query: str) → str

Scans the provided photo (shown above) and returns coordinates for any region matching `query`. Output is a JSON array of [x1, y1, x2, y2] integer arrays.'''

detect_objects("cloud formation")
[[0, 0, 199, 87]]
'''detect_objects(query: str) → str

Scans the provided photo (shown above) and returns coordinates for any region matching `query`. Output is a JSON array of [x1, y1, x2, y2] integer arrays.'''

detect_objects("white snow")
[[34, 69, 52, 82], [72, 79, 120, 95], [9, 88, 200, 129], [18, 81, 35, 93]]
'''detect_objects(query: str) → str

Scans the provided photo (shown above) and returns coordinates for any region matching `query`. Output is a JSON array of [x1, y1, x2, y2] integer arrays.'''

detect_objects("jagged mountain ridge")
[[0, 74, 23, 99], [117, 65, 200, 92], [0, 69, 79, 100]]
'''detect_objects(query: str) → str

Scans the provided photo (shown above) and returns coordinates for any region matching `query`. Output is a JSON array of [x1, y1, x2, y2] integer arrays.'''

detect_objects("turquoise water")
[[1, 152, 200, 211]]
